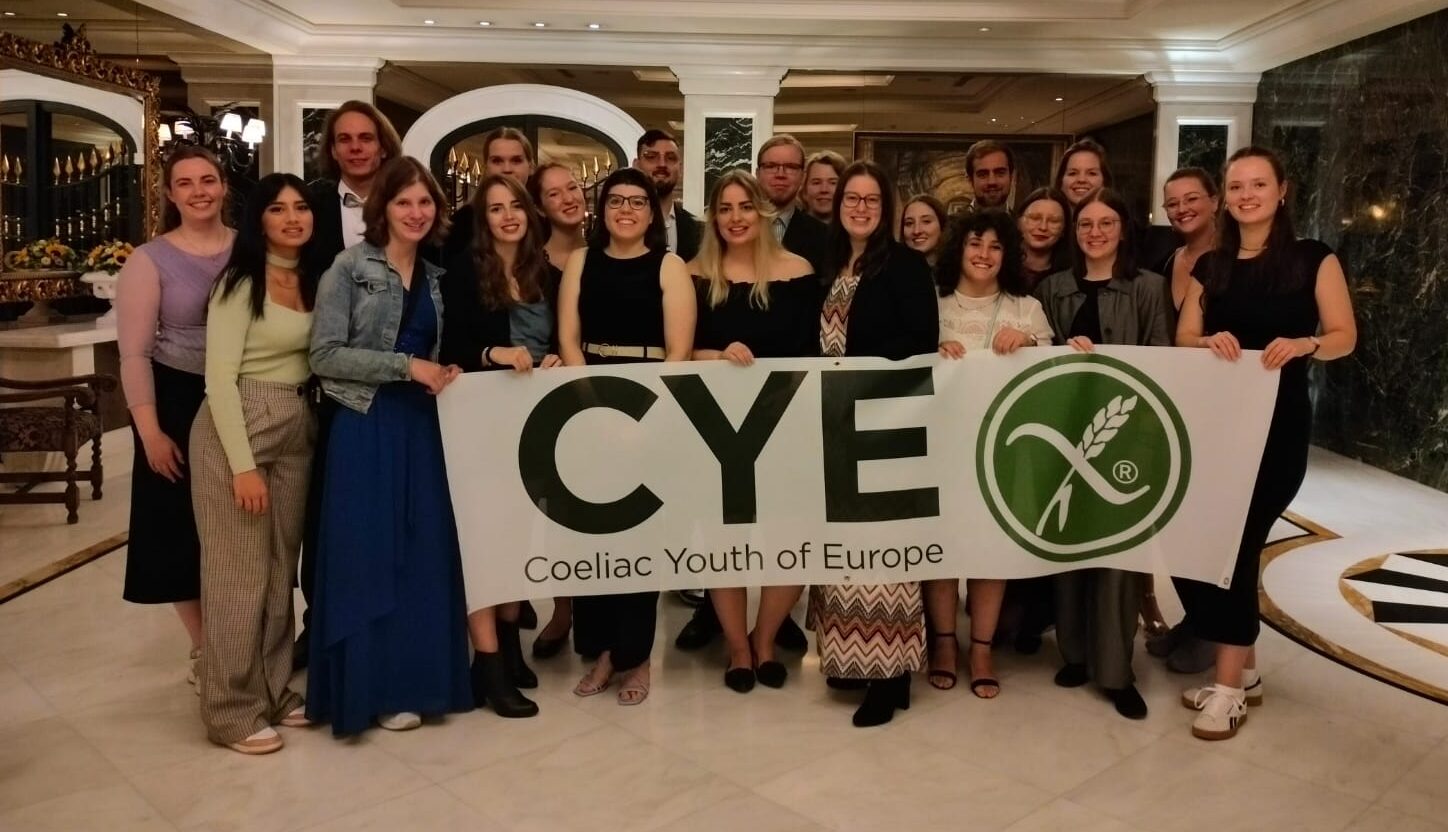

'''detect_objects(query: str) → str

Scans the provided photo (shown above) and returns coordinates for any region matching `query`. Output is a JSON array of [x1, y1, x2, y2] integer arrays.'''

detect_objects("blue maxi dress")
[[306, 281, 474, 735]]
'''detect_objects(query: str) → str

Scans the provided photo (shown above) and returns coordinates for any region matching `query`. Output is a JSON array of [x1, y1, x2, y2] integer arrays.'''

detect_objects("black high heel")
[[852, 673, 910, 727], [968, 636, 1000, 699], [471, 651, 539, 718]]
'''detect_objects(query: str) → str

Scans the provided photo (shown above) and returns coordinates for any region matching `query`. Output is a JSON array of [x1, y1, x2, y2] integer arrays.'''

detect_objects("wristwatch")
[[1307, 335, 1321, 356]]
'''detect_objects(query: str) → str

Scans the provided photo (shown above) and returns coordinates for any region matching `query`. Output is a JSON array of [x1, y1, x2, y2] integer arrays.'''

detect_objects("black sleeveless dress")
[[1175, 238, 1331, 646], [578, 247, 667, 365], [571, 245, 671, 671]]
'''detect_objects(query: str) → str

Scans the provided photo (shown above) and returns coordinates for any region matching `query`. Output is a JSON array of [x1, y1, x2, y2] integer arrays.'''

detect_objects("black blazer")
[[781, 210, 830, 284], [841, 241, 939, 360], [438, 247, 561, 372], [674, 203, 702, 262], [308, 178, 346, 272]]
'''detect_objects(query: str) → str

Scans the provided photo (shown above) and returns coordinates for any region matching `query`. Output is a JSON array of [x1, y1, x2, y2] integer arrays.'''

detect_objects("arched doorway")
[[402, 84, 644, 207]]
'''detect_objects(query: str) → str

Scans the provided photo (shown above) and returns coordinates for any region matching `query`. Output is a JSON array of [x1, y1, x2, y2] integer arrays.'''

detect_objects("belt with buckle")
[[582, 342, 665, 360]]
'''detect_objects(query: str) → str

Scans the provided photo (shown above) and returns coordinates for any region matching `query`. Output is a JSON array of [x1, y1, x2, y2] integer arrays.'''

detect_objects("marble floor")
[[2, 446, 1448, 831]]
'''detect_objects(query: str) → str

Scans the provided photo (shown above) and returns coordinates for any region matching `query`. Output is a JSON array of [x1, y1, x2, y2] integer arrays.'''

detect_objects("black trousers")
[[573, 592, 658, 671], [1176, 431, 1308, 647]]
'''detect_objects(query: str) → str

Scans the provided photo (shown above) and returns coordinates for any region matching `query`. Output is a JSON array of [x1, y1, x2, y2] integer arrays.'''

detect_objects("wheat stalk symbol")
[[1033, 394, 1139, 536]]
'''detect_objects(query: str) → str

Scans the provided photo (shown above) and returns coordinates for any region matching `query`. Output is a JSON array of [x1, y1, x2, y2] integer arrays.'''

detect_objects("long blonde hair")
[[697, 169, 784, 310]]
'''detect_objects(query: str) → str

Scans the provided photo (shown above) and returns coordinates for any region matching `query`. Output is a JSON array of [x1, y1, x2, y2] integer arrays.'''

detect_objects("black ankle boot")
[[498, 620, 538, 689], [471, 651, 539, 718], [852, 673, 910, 727]]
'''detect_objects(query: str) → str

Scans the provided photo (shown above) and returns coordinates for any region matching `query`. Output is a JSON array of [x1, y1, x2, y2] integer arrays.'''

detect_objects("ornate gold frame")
[[0, 28, 161, 240]]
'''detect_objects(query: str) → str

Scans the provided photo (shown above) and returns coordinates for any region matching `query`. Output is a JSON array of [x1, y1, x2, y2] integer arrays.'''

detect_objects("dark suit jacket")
[[781, 210, 830, 283], [674, 203, 702, 262], [841, 241, 939, 360], [308, 178, 347, 273]]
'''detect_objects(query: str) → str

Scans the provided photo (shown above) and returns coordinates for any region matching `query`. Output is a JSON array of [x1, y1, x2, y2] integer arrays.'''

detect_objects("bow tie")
[[342, 193, 365, 209]]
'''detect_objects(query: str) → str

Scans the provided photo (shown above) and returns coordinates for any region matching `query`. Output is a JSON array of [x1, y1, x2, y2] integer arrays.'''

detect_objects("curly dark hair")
[[935, 209, 1027, 297]]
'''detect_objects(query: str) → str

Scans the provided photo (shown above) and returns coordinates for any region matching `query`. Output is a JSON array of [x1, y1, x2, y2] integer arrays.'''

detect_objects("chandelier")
[[157, 104, 266, 175]]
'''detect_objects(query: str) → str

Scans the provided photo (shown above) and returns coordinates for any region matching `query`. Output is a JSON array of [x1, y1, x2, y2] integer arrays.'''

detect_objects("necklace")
[[266, 252, 301, 269]]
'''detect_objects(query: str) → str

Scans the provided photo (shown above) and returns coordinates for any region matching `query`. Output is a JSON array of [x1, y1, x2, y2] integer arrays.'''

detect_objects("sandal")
[[279, 706, 312, 727], [617, 663, 651, 706], [928, 633, 958, 691], [574, 655, 613, 697], [968, 637, 1000, 699]]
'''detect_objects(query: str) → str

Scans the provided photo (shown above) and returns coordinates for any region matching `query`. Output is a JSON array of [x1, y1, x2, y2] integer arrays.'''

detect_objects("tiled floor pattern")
[[1, 446, 1447, 831]]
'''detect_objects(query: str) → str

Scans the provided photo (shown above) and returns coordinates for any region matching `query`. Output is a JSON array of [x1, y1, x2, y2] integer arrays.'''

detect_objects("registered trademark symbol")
[[1112, 460, 1139, 485]]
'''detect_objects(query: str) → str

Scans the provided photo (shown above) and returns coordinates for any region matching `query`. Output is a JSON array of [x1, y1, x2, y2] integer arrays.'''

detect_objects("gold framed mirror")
[[0, 26, 160, 313]]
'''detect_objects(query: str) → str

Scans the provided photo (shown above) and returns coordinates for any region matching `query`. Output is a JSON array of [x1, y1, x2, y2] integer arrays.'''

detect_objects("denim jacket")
[[1032, 268, 1174, 347], [309, 242, 445, 414]]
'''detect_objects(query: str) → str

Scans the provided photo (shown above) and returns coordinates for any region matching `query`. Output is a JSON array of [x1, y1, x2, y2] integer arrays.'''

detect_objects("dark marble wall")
[[1089, 113, 1156, 227], [1254, 9, 1448, 490], [704, 116, 752, 202]]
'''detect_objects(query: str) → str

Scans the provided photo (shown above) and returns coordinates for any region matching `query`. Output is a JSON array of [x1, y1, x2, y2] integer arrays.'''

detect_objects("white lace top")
[[938, 290, 1055, 350]]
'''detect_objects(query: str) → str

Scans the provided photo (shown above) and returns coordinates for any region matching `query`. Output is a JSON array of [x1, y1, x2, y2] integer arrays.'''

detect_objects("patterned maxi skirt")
[[810, 582, 925, 679]]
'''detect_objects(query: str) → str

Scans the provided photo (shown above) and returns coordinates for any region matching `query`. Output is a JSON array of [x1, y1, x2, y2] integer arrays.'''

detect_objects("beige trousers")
[[191, 379, 315, 745]]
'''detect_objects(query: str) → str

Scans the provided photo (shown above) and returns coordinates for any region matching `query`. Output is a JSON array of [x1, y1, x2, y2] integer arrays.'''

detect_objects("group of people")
[[115, 98, 1355, 755]]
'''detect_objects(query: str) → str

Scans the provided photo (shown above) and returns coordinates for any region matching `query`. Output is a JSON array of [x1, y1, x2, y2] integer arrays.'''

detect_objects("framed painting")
[[854, 131, 1071, 214]]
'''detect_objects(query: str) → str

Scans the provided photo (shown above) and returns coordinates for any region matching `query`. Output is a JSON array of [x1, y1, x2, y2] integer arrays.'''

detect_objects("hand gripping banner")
[[437, 347, 1277, 612]]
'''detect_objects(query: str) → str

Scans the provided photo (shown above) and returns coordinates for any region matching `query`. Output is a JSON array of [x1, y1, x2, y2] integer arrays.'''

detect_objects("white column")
[[1146, 72, 1261, 225], [172, 54, 275, 173], [672, 66, 787, 216], [270, 57, 384, 178]]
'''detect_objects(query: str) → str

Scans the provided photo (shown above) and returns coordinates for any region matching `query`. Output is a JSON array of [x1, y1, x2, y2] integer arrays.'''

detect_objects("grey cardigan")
[[310, 242, 445, 414], [1032, 268, 1175, 347]]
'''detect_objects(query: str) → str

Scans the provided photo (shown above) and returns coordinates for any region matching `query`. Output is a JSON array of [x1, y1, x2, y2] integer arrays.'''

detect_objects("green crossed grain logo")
[[976, 354, 1191, 562]]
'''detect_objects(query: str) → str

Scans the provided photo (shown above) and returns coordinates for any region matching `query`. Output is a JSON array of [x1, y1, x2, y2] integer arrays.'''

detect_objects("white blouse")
[[938, 290, 1055, 350]]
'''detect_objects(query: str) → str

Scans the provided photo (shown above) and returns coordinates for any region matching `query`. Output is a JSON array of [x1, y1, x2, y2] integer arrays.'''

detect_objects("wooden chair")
[[0, 374, 115, 523]]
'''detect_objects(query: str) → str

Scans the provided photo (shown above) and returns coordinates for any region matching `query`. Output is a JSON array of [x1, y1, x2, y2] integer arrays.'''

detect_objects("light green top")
[[204, 282, 313, 474]]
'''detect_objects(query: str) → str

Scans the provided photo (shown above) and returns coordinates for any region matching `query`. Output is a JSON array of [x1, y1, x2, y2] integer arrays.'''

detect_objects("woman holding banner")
[[812, 161, 939, 727], [933, 210, 1055, 699], [306, 157, 473, 735], [1033, 187, 1171, 720], [556, 167, 696, 705], [1174, 146, 1354, 741], [440, 173, 565, 719], [689, 169, 819, 692]]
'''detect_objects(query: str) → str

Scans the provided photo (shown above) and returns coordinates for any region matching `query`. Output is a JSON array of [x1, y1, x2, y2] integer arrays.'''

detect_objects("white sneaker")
[[1191, 685, 1248, 740], [377, 711, 422, 731], [1182, 671, 1262, 709]]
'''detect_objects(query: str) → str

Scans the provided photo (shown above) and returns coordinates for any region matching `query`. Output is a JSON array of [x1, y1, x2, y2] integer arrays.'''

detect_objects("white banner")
[[438, 347, 1278, 611]]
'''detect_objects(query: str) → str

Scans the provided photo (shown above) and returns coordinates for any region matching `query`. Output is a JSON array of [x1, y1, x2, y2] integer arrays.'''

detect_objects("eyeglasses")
[[841, 193, 882, 209], [605, 194, 650, 211], [1163, 193, 1208, 213], [1021, 213, 1064, 228], [759, 162, 803, 174], [1076, 218, 1120, 233]]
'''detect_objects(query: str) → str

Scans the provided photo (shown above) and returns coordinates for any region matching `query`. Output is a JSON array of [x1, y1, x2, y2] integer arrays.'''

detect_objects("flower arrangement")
[[83, 240, 134, 275], [3, 238, 80, 271]]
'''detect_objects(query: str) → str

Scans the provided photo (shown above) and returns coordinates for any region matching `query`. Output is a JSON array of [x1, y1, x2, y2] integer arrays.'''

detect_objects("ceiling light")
[[423, 19, 435, 25], [990, 117, 998, 123], [1055, 96, 1064, 102], [533, 22, 546, 28], [3, 11, 16, 16], [588, 23, 601, 29], [478, 20, 490, 26], [57, 11, 68, 16], [978, 26, 990, 32]]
